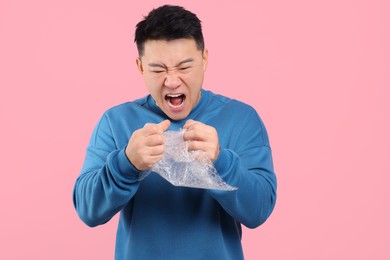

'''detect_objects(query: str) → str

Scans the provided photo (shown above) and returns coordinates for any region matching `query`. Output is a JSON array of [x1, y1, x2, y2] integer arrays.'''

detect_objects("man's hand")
[[183, 119, 220, 162], [126, 120, 171, 171]]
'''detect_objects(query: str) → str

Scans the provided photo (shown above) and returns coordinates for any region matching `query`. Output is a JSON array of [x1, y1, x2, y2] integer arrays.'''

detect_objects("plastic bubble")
[[141, 129, 237, 191]]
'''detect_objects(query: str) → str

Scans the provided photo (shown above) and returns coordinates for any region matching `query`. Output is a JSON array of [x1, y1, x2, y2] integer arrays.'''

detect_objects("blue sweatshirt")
[[73, 89, 277, 259]]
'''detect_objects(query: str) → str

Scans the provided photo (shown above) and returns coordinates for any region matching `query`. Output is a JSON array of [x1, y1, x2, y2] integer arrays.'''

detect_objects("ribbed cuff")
[[112, 149, 142, 181], [213, 148, 240, 187]]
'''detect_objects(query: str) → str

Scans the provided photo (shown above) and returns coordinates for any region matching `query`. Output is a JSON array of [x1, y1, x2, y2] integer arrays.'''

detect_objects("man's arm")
[[184, 110, 277, 228], [73, 114, 170, 227]]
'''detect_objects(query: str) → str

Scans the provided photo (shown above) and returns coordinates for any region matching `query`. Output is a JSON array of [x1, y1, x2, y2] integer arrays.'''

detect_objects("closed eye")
[[179, 67, 192, 72]]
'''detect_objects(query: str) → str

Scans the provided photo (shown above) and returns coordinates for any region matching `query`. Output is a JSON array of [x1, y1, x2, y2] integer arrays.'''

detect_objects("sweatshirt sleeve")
[[210, 108, 277, 229], [73, 113, 141, 227]]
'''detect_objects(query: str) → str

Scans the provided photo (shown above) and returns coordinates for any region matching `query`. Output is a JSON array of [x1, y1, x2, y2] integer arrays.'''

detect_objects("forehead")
[[142, 38, 202, 65]]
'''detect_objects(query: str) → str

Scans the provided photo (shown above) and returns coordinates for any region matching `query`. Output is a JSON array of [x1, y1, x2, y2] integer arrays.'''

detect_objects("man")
[[73, 5, 277, 259]]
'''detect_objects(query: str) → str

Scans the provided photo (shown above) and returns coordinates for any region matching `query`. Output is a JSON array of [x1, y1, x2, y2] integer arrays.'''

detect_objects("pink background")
[[1, 0, 389, 259]]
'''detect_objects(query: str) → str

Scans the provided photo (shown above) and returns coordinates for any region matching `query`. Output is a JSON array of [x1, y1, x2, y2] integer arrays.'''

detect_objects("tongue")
[[169, 96, 183, 106]]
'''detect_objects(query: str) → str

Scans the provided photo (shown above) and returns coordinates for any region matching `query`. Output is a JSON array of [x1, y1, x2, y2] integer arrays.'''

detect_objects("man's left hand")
[[183, 120, 220, 162]]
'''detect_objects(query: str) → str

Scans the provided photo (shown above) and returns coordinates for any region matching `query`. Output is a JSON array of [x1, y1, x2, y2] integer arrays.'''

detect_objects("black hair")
[[134, 5, 204, 56]]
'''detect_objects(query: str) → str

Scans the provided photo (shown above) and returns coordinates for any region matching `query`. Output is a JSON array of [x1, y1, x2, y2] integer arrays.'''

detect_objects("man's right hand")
[[126, 120, 171, 171]]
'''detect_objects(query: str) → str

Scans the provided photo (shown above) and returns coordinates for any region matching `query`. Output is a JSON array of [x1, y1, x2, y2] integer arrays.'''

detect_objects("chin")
[[168, 115, 186, 121], [166, 111, 189, 121]]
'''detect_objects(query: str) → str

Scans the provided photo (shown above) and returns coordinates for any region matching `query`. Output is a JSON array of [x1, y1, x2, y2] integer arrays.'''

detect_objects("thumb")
[[158, 119, 171, 132]]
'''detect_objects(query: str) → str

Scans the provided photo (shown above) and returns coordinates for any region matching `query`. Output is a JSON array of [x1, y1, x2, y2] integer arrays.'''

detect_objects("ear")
[[136, 57, 144, 75], [202, 49, 208, 71]]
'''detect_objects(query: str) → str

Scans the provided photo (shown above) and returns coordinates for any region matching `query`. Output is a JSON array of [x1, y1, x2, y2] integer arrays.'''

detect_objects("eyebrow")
[[148, 58, 194, 68]]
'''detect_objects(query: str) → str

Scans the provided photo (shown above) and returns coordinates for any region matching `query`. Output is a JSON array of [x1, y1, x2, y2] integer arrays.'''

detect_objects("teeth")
[[166, 93, 182, 98], [165, 93, 185, 109]]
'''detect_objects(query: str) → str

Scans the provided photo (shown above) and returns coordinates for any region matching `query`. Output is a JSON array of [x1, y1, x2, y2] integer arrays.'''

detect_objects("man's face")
[[137, 38, 208, 121]]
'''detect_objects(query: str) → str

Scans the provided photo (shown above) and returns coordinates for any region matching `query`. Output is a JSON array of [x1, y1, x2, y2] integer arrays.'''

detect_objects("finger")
[[147, 144, 165, 156], [144, 133, 165, 146], [142, 123, 165, 136], [183, 119, 198, 129], [143, 124, 162, 135], [187, 140, 214, 152], [158, 119, 171, 131], [187, 141, 219, 162], [148, 155, 164, 167], [187, 140, 203, 151], [142, 155, 164, 170], [184, 123, 217, 141], [184, 121, 212, 134], [183, 128, 208, 141]]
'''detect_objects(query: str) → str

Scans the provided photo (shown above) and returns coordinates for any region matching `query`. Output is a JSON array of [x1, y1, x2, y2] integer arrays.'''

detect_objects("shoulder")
[[95, 95, 156, 133], [205, 89, 257, 116], [103, 95, 150, 117]]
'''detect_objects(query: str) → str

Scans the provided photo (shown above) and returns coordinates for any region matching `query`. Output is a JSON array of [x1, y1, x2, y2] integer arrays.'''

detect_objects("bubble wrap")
[[141, 130, 237, 191]]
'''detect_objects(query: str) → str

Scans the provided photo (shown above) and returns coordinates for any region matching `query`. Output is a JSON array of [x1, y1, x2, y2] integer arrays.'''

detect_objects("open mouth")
[[165, 93, 186, 109]]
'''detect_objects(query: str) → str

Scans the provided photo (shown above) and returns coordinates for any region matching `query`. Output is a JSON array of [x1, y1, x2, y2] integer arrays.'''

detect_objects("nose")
[[164, 71, 181, 89]]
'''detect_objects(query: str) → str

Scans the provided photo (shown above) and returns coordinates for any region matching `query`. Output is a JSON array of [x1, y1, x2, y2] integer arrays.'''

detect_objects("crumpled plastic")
[[141, 129, 237, 191]]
